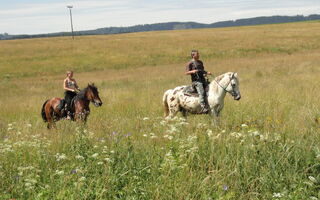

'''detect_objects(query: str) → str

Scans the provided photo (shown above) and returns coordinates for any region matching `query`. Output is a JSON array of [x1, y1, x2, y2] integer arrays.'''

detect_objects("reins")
[[214, 73, 236, 95]]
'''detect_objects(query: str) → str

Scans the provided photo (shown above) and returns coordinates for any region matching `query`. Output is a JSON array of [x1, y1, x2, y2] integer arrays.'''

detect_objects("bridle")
[[214, 73, 237, 96]]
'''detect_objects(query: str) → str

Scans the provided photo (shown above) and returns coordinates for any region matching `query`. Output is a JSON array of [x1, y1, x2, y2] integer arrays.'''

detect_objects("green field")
[[1, 21, 320, 199]]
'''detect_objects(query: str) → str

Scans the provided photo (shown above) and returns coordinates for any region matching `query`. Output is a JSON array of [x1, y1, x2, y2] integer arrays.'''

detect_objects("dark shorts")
[[64, 91, 77, 110]]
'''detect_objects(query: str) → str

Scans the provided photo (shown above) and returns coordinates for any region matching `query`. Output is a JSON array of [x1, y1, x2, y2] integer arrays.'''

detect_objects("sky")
[[0, 0, 319, 35]]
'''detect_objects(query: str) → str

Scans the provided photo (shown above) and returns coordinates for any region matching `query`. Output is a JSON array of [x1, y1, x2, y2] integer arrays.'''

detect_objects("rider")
[[63, 71, 80, 119], [185, 50, 212, 113]]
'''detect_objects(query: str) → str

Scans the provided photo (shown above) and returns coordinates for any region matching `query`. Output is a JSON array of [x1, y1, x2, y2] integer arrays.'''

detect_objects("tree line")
[[1, 14, 319, 40]]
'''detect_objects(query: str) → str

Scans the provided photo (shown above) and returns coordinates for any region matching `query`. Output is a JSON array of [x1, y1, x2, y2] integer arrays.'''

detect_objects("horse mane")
[[75, 84, 97, 101], [214, 72, 234, 82]]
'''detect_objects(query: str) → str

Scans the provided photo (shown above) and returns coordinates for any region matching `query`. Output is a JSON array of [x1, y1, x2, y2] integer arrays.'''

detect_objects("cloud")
[[0, 0, 319, 34]]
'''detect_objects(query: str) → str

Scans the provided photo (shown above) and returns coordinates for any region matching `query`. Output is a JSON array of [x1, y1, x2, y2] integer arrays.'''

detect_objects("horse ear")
[[234, 73, 238, 77]]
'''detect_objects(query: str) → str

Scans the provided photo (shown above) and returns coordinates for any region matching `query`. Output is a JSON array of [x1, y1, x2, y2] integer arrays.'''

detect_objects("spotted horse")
[[163, 72, 241, 119]]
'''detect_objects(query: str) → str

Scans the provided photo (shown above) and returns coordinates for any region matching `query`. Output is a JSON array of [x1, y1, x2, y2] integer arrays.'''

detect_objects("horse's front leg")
[[210, 104, 221, 125], [75, 110, 89, 124]]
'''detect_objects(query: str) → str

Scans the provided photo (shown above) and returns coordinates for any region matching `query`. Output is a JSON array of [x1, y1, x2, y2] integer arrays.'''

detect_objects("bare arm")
[[185, 70, 198, 75], [185, 62, 198, 75]]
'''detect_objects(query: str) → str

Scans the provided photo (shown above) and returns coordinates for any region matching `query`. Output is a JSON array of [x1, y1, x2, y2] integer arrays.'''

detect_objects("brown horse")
[[41, 84, 102, 129]]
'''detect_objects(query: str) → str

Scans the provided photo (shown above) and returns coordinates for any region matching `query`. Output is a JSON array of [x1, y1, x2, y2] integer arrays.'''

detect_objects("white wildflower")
[[104, 157, 111, 162], [55, 153, 67, 161], [160, 120, 167, 125], [308, 176, 317, 183], [272, 193, 283, 198], [97, 162, 103, 165], [179, 121, 189, 126], [168, 125, 178, 133], [213, 134, 221, 140], [75, 155, 84, 160], [150, 133, 158, 139], [143, 134, 148, 137], [89, 132, 95, 138], [91, 153, 99, 158], [25, 182, 32, 187], [206, 129, 213, 137], [27, 123, 32, 127], [197, 123, 206, 129], [163, 135, 173, 140], [252, 131, 260, 136], [143, 117, 149, 121], [79, 176, 86, 181], [241, 124, 248, 127], [110, 150, 115, 154], [231, 132, 242, 138], [55, 170, 64, 175]]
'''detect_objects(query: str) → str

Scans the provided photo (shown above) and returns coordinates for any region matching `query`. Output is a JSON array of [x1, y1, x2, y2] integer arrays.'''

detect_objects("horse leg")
[[210, 105, 221, 126], [165, 103, 179, 120], [45, 105, 55, 129], [74, 111, 86, 125], [181, 108, 188, 118]]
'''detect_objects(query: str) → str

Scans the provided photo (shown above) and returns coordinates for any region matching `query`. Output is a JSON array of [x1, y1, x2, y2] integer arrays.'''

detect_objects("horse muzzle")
[[94, 101, 103, 107], [234, 94, 241, 101]]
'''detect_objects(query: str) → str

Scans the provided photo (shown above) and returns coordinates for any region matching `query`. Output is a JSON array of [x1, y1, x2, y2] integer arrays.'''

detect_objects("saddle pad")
[[183, 86, 199, 97]]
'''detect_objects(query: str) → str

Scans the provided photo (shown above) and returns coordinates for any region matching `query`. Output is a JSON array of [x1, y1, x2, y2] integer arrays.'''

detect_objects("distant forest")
[[1, 14, 319, 40]]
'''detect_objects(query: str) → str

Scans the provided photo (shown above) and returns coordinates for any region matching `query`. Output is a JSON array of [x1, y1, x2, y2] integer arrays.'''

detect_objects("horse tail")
[[41, 100, 49, 122], [163, 90, 171, 117]]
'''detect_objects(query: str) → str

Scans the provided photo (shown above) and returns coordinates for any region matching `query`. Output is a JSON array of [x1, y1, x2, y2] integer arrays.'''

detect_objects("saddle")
[[57, 99, 66, 112], [183, 83, 210, 97], [57, 97, 76, 119]]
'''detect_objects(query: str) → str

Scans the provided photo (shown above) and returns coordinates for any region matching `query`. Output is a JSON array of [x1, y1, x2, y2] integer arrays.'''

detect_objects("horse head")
[[86, 83, 103, 107], [214, 72, 241, 100]]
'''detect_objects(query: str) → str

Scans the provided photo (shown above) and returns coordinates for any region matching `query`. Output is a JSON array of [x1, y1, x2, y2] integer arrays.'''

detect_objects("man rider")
[[185, 50, 212, 113]]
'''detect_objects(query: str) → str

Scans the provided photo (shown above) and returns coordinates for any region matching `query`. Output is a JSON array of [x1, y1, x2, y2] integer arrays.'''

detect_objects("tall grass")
[[0, 21, 320, 199]]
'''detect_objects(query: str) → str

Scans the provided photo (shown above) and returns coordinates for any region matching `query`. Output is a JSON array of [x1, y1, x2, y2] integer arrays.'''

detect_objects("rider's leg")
[[64, 91, 76, 119], [194, 82, 208, 113]]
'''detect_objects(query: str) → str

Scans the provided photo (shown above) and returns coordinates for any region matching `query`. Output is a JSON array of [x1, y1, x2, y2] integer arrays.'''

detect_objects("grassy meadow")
[[1, 21, 320, 199]]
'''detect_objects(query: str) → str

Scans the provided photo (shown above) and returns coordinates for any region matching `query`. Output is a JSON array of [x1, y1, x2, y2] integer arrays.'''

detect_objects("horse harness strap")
[[214, 73, 235, 95]]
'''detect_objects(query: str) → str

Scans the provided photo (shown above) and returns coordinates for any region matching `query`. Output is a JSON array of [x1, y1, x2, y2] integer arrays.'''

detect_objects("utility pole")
[[67, 5, 74, 39]]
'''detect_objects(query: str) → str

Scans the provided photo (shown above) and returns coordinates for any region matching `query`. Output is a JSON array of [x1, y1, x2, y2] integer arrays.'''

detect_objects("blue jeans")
[[193, 81, 206, 106]]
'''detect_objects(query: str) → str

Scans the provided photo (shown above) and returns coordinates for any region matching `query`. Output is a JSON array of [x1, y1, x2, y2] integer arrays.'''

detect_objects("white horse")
[[163, 72, 241, 119]]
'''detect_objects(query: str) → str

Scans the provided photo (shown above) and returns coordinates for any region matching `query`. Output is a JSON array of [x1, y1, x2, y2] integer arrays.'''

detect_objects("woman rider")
[[63, 71, 80, 119]]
